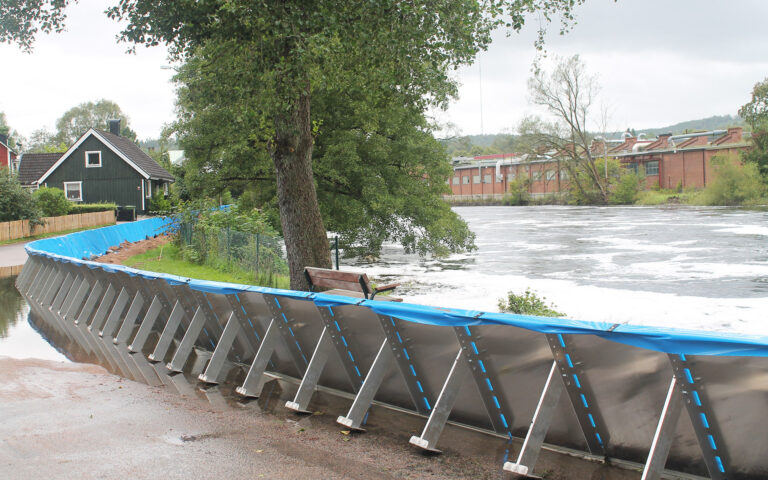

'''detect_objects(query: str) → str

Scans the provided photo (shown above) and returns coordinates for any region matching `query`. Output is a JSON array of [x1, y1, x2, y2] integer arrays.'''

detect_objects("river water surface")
[[353, 206, 768, 334]]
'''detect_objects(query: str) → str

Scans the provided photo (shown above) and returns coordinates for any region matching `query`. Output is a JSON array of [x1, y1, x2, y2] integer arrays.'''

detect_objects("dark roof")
[[18, 152, 63, 185], [94, 129, 175, 181]]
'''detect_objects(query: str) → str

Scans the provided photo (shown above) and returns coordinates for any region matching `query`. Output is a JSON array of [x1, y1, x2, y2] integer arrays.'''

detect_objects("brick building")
[[447, 128, 748, 199]]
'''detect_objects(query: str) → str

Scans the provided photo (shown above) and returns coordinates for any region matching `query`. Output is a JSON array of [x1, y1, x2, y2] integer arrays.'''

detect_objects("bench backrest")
[[304, 267, 371, 296]]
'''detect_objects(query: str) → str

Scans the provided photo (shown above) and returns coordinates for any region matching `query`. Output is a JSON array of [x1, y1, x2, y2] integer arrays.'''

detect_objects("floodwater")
[[353, 205, 768, 334]]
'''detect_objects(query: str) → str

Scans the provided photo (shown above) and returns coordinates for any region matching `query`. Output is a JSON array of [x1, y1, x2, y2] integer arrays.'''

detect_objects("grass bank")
[[123, 243, 290, 289]]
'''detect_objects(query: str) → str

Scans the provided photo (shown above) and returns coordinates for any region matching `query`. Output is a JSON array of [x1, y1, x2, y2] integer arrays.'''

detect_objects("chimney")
[[727, 127, 743, 142], [658, 133, 672, 148], [108, 119, 121, 136]]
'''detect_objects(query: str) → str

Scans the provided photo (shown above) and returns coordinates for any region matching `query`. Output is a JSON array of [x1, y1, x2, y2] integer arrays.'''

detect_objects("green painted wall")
[[44, 135, 152, 214]]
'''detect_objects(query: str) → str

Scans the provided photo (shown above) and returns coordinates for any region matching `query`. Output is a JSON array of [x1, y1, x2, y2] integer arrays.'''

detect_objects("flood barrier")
[[16, 217, 768, 479]]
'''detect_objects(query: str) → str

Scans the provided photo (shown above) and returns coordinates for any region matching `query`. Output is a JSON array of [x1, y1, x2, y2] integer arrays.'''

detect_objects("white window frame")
[[163, 182, 169, 196], [85, 150, 102, 168], [462, 176, 470, 185], [452, 177, 459, 185], [64, 181, 83, 202], [145, 179, 151, 198], [472, 175, 480, 184]]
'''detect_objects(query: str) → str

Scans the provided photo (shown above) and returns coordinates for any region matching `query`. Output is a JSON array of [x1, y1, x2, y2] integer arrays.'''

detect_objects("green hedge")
[[68, 203, 117, 214]]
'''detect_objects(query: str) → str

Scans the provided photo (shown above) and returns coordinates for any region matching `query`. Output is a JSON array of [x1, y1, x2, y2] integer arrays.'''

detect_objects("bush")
[[692, 156, 766, 206], [149, 190, 173, 215], [33, 187, 70, 217], [68, 203, 117, 214], [0, 170, 42, 227], [502, 176, 531, 205], [498, 288, 564, 317], [609, 172, 641, 204]]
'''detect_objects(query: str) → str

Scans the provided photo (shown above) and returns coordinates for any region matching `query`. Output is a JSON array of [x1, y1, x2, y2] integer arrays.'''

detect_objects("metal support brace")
[[641, 377, 684, 480], [409, 350, 467, 453], [285, 327, 335, 413], [263, 295, 310, 374], [225, 293, 263, 360], [236, 319, 281, 398], [129, 296, 163, 353], [455, 326, 515, 437], [59, 275, 84, 317], [40, 269, 64, 306], [504, 361, 565, 476], [188, 289, 225, 353], [148, 301, 185, 363], [314, 305, 365, 392], [75, 282, 104, 326], [100, 288, 130, 338], [27, 264, 50, 300], [547, 333, 608, 455], [50, 273, 74, 313], [115, 291, 145, 345], [167, 306, 206, 373], [199, 312, 239, 384], [89, 284, 116, 333], [337, 339, 394, 430], [378, 315, 432, 416], [64, 278, 90, 322], [668, 354, 730, 480]]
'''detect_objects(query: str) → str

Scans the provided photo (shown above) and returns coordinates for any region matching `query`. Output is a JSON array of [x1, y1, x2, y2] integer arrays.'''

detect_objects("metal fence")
[[17, 218, 768, 480]]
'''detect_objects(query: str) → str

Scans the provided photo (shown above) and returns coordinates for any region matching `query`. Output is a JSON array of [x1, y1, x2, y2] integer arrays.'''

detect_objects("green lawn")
[[123, 243, 290, 289], [0, 223, 115, 247]]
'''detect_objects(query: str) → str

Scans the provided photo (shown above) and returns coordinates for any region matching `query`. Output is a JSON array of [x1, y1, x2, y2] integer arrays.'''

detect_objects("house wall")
[[450, 162, 568, 196], [43, 135, 150, 213], [0, 143, 9, 169]]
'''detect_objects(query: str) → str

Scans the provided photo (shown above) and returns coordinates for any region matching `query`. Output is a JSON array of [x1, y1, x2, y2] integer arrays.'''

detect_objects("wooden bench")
[[304, 267, 402, 302]]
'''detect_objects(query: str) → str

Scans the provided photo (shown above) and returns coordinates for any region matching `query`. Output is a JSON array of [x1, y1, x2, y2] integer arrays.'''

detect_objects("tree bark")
[[272, 89, 332, 290]]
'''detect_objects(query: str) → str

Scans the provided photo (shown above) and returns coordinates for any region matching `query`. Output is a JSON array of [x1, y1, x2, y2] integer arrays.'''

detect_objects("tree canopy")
[[55, 99, 137, 144], [739, 77, 768, 178]]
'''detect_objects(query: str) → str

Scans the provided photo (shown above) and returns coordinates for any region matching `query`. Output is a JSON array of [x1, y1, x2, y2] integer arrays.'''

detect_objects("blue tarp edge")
[[25, 217, 768, 357]]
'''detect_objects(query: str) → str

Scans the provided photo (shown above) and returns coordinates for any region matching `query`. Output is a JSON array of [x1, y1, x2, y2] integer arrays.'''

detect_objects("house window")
[[452, 177, 459, 185], [145, 179, 151, 198], [472, 175, 480, 184], [483, 174, 492, 184], [85, 151, 102, 168], [462, 176, 470, 185], [532, 171, 542, 181], [626, 163, 639, 174], [546, 170, 556, 181], [64, 181, 82, 201], [163, 182, 169, 196], [645, 161, 659, 176], [560, 170, 569, 180], [507, 173, 516, 182]]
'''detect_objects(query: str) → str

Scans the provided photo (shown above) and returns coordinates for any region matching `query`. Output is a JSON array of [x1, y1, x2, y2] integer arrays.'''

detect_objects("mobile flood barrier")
[[15, 217, 768, 480]]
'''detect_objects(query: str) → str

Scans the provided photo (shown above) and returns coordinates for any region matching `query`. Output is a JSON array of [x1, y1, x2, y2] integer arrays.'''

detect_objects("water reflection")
[[0, 276, 23, 338]]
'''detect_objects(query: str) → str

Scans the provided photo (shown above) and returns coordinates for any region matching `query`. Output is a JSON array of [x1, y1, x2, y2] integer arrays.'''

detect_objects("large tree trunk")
[[272, 89, 332, 290]]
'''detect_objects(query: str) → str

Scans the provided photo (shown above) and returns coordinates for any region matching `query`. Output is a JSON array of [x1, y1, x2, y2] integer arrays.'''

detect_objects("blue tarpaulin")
[[26, 217, 768, 357]]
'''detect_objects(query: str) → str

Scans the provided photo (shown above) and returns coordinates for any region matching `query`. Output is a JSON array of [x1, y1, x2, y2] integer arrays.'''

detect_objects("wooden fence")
[[0, 210, 116, 243]]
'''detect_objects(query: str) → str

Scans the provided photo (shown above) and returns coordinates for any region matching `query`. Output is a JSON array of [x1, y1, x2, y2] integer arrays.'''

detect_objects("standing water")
[[354, 206, 768, 334]]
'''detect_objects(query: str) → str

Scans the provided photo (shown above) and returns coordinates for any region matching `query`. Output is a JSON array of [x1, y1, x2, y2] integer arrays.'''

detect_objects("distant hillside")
[[616, 114, 744, 137]]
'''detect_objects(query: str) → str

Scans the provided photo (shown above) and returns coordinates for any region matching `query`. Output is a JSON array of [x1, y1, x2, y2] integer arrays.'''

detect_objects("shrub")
[[68, 203, 117, 214], [693, 156, 766, 206], [502, 176, 531, 205], [0, 170, 42, 227], [609, 172, 641, 204], [498, 288, 564, 317], [33, 187, 70, 217], [149, 190, 173, 215]]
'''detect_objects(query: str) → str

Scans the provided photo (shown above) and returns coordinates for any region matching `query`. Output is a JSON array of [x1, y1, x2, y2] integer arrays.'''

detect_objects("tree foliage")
[[739, 77, 768, 178], [33, 186, 70, 216], [55, 99, 137, 145], [0, 170, 42, 224]]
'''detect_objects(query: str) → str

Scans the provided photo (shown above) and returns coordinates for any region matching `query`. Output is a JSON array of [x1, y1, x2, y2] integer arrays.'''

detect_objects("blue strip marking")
[[403, 348, 410, 360], [390, 317, 396, 326], [588, 413, 596, 428], [684, 368, 694, 384], [416, 381, 424, 393], [565, 354, 574, 368], [715, 456, 725, 473], [354, 365, 361, 377], [396, 332, 403, 343], [708, 434, 717, 450], [363, 411, 369, 424], [580, 393, 589, 408], [203, 328, 209, 336], [485, 378, 494, 391], [274, 298, 281, 309], [288, 327, 295, 337], [508, 432, 514, 440], [493, 396, 500, 409], [423, 397, 432, 410], [557, 334, 566, 348], [209, 339, 215, 348], [471, 342, 479, 355], [300, 353, 308, 364], [281, 313, 288, 323], [409, 365, 417, 376], [500, 414, 509, 429], [478, 359, 486, 373], [692, 390, 702, 406], [295, 340, 301, 350], [680, 353, 686, 361], [341, 335, 348, 346], [595, 433, 603, 445], [334, 321, 341, 331], [700, 413, 710, 429], [573, 374, 582, 388], [464, 326, 471, 336], [327, 306, 334, 316], [348, 351, 355, 362], [248, 318, 253, 328]]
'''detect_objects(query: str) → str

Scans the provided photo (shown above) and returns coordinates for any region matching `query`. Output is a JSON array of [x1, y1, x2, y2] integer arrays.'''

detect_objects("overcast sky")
[[1, 0, 767, 141]]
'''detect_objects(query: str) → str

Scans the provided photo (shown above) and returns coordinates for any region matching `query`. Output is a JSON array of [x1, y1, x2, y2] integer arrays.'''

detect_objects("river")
[[352, 205, 768, 334]]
